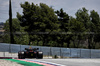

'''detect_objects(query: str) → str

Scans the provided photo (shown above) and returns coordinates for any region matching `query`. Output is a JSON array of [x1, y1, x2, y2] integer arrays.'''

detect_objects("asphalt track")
[[2, 58, 100, 66], [25, 59, 100, 66]]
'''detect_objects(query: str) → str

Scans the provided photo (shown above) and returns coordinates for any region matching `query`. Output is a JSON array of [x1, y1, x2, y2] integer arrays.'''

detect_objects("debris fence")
[[0, 43, 100, 58]]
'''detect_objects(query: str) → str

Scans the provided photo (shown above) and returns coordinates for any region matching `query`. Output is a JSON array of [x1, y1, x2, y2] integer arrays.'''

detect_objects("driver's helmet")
[[29, 46, 32, 49]]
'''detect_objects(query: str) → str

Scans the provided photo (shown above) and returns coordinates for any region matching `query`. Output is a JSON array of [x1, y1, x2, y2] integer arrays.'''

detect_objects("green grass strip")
[[5, 59, 44, 66]]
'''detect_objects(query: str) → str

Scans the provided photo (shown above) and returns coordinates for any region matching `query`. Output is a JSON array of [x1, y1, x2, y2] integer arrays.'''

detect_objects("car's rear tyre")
[[37, 53, 43, 59], [21, 54, 25, 59]]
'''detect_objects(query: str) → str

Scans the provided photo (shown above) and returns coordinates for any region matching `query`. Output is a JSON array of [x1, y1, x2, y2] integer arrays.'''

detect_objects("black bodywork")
[[18, 48, 43, 59]]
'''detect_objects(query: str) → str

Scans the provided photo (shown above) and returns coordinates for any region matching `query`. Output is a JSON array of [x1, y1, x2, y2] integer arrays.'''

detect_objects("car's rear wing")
[[25, 48, 39, 51]]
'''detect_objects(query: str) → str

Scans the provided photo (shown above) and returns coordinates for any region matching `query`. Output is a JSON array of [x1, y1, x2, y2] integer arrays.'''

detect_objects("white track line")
[[27, 59, 66, 66]]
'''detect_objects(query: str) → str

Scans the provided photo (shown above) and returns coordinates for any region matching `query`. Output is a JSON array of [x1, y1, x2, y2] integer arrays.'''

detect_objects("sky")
[[0, 0, 100, 22]]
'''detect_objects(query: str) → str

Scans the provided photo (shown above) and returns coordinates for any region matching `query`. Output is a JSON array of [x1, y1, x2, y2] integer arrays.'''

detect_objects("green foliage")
[[3, 18, 29, 44], [3, 1, 100, 49], [17, 2, 59, 46], [55, 8, 69, 47]]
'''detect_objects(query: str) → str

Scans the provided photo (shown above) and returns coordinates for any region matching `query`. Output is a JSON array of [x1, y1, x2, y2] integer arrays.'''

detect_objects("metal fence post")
[[70, 48, 71, 57], [20, 44, 21, 51], [9, 44, 11, 53], [60, 48, 62, 58], [48, 52, 49, 58], [77, 52, 78, 58], [3, 52, 5, 57], [50, 47, 52, 56], [80, 48, 81, 58], [90, 49, 91, 58], [40, 46, 41, 51]]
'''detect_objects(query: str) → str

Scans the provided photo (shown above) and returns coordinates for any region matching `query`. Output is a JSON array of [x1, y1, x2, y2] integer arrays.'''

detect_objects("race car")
[[18, 47, 43, 59]]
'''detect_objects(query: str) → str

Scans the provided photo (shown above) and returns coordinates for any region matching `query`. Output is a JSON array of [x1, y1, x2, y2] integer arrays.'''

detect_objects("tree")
[[68, 17, 85, 48], [75, 7, 90, 30], [3, 18, 29, 44], [90, 10, 100, 48], [17, 2, 59, 46], [55, 8, 69, 47], [75, 7, 92, 49]]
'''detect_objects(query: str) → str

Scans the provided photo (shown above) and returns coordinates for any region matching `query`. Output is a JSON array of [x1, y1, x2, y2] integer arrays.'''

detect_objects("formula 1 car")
[[18, 47, 43, 59]]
